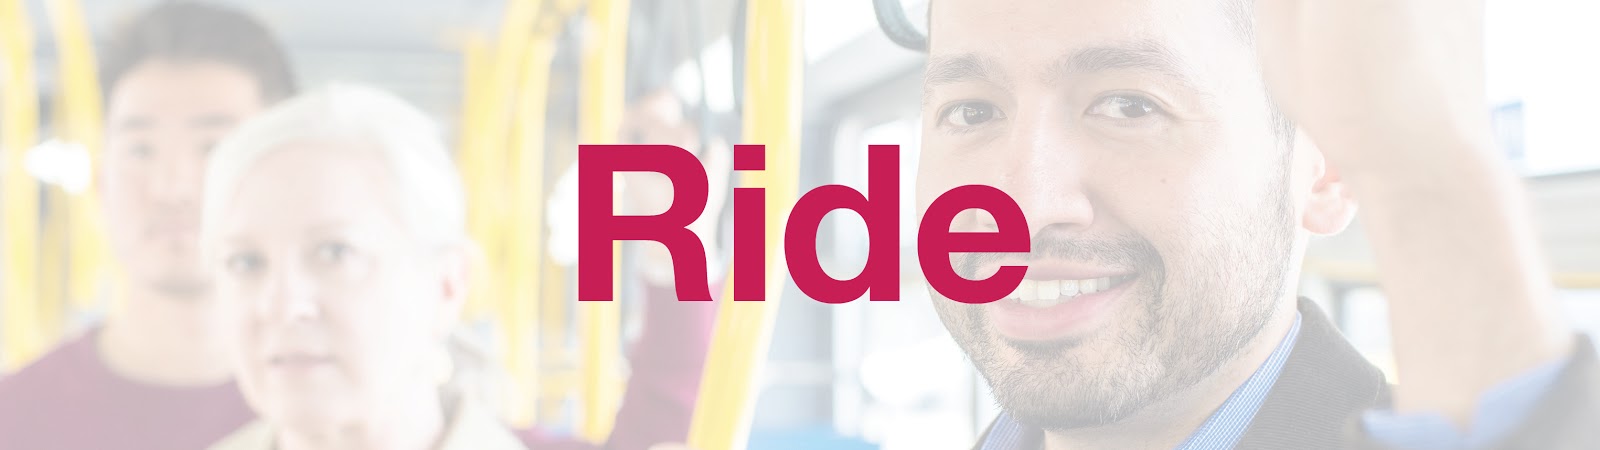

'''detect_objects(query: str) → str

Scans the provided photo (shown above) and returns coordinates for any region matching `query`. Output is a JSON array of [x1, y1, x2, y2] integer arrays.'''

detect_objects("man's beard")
[[943, 180, 1296, 431]]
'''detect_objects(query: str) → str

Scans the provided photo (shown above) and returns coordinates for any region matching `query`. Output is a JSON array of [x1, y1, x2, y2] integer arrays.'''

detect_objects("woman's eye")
[[314, 242, 354, 264], [225, 253, 264, 276], [1087, 95, 1161, 120], [941, 102, 1005, 128]]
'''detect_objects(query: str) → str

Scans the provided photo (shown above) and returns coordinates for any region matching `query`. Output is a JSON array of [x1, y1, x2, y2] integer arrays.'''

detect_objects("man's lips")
[[984, 267, 1139, 342], [1018, 261, 1135, 281], [969, 258, 1134, 280]]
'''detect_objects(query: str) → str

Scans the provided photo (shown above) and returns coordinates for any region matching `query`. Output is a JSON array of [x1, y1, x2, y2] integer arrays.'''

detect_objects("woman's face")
[[209, 140, 460, 430]]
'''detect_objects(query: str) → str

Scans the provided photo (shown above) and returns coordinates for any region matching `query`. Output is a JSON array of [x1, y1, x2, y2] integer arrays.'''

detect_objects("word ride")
[[577, 144, 1030, 304]]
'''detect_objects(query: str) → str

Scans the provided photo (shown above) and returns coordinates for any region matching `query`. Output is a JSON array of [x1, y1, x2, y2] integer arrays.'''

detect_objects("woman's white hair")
[[200, 84, 467, 248], [200, 84, 505, 406]]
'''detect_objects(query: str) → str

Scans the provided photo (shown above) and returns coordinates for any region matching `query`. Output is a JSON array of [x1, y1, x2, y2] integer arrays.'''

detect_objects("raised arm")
[[1255, 0, 1574, 426]]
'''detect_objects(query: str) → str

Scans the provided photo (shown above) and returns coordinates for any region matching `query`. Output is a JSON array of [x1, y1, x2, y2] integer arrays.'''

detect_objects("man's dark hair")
[[100, 1, 297, 103]]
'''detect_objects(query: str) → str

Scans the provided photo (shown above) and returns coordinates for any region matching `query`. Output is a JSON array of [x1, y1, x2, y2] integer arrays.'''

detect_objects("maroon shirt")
[[0, 328, 254, 450], [517, 282, 719, 450], [0, 282, 711, 450]]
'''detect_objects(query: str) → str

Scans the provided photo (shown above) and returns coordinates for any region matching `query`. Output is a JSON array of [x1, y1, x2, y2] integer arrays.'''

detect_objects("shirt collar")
[[982, 313, 1304, 450]]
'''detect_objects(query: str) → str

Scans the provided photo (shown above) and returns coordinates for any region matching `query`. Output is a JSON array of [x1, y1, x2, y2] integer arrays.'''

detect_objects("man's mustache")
[[953, 232, 1162, 279]]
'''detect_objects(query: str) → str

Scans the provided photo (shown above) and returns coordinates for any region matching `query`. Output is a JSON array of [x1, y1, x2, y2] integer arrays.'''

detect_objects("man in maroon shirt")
[[0, 3, 296, 449]]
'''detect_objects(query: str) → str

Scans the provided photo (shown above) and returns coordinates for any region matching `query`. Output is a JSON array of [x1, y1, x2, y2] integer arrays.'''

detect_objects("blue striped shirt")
[[980, 314, 1304, 450]]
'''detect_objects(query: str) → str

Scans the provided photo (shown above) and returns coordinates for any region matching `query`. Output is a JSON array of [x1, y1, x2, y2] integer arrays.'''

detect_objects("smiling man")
[[915, 0, 1597, 448]]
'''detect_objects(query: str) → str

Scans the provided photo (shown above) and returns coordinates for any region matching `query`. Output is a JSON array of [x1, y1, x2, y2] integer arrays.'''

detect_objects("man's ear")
[[1297, 131, 1358, 236]]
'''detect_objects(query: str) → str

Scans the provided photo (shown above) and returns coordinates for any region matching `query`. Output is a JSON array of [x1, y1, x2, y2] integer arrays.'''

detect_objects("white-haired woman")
[[201, 85, 715, 450]]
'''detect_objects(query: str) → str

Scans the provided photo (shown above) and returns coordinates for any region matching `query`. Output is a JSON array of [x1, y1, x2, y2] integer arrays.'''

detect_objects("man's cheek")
[[105, 178, 144, 210]]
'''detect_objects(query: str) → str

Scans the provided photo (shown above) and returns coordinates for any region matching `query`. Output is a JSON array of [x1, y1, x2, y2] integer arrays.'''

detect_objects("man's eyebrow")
[[1045, 41, 1198, 86], [922, 53, 1009, 100]]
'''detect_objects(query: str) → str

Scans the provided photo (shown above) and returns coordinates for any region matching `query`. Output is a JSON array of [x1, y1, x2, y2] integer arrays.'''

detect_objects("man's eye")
[[314, 242, 354, 264], [225, 253, 265, 276], [941, 102, 1005, 128], [1087, 95, 1161, 120]]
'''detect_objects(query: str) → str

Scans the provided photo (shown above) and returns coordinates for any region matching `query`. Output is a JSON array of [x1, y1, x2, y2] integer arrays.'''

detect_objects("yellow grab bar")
[[46, 0, 108, 335], [1307, 259, 1600, 290], [577, 0, 631, 442], [1, 0, 43, 371], [688, 0, 805, 449], [458, 33, 496, 319], [503, 31, 558, 426]]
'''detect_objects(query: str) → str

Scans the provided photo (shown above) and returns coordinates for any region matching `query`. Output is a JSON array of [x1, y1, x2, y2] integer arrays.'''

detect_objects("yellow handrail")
[[39, 189, 66, 346], [459, 0, 562, 427], [458, 33, 494, 320], [1306, 259, 1600, 290], [688, 0, 805, 449], [503, 30, 558, 426], [535, 0, 581, 427], [46, 0, 107, 339], [0, 0, 43, 371], [577, 0, 631, 441], [460, 0, 541, 319]]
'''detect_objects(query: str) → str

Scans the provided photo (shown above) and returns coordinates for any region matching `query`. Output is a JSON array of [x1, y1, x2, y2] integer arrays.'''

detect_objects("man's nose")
[[147, 147, 206, 207], [992, 110, 1095, 238]]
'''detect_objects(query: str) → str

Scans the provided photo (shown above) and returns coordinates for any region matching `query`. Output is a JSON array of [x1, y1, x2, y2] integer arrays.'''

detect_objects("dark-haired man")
[[0, 3, 296, 449], [915, 0, 1598, 448]]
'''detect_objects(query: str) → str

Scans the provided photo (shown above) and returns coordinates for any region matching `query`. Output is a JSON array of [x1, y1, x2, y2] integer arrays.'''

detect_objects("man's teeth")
[[1004, 276, 1125, 307]]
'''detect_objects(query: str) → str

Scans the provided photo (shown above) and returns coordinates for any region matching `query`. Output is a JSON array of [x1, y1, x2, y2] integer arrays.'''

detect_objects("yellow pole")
[[538, 251, 570, 421], [536, 1, 580, 426], [0, 0, 43, 371], [537, 168, 569, 419], [578, 0, 630, 441], [501, 64, 533, 422], [458, 33, 495, 320], [483, 0, 540, 306], [456, 0, 547, 426], [1305, 260, 1600, 290], [44, 0, 101, 150], [459, 0, 539, 321], [38, 191, 65, 343], [688, 0, 804, 449], [503, 31, 557, 426], [46, 0, 107, 337], [536, 98, 572, 422]]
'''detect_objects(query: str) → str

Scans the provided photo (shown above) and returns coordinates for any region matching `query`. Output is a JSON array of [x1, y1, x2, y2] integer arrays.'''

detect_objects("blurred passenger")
[[614, 87, 732, 284], [914, 0, 1597, 448], [550, 0, 736, 278], [200, 85, 713, 450], [0, 3, 294, 449]]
